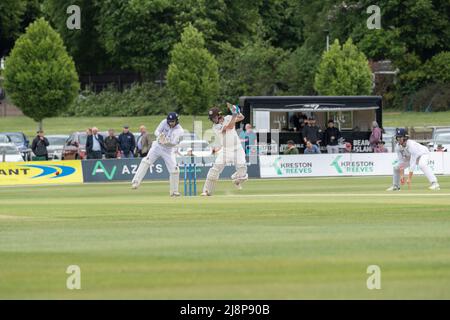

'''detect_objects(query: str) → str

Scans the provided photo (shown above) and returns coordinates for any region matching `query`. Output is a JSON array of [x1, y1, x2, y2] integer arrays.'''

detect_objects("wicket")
[[183, 163, 197, 196]]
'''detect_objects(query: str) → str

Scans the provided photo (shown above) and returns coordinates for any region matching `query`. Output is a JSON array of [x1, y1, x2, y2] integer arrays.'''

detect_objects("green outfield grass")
[[0, 116, 210, 137], [1, 111, 450, 137], [383, 111, 450, 128], [1, 176, 450, 299]]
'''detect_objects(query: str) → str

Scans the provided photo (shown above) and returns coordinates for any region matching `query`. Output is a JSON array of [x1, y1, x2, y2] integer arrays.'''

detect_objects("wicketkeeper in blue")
[[132, 112, 184, 196]]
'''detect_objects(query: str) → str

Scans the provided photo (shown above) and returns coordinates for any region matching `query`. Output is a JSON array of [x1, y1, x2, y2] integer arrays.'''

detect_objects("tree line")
[[1, 0, 449, 124]]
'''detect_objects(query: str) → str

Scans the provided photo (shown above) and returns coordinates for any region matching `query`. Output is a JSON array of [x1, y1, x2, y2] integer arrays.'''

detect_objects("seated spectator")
[[303, 140, 321, 154], [436, 144, 447, 152], [374, 141, 388, 153], [343, 142, 352, 153], [284, 140, 299, 155]]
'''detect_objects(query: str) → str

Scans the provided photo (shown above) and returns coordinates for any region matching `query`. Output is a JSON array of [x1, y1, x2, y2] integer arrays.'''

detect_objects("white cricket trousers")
[[416, 154, 438, 184]]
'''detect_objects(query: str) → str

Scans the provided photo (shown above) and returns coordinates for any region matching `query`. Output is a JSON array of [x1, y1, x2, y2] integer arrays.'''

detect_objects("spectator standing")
[[304, 140, 321, 154], [31, 130, 49, 161], [302, 117, 322, 146], [136, 125, 151, 157], [369, 121, 382, 151], [374, 141, 388, 153], [119, 125, 136, 158], [86, 127, 105, 160], [290, 112, 307, 132], [283, 140, 299, 155], [323, 119, 341, 154], [239, 124, 258, 155], [104, 129, 121, 159]]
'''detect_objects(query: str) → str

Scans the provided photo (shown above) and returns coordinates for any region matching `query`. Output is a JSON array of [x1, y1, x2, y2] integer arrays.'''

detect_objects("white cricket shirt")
[[213, 115, 242, 151], [405, 139, 429, 172], [154, 119, 184, 149]]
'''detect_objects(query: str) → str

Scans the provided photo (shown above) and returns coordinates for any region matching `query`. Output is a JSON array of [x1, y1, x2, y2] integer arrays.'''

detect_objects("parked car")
[[62, 132, 88, 160], [0, 143, 24, 162], [133, 132, 140, 144], [0, 132, 31, 161], [428, 128, 450, 152], [62, 131, 108, 160], [46, 135, 69, 160], [178, 140, 212, 158], [0, 134, 12, 144]]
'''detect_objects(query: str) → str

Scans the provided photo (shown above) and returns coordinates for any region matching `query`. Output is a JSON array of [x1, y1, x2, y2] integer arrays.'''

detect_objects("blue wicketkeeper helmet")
[[167, 112, 179, 125], [395, 128, 408, 138]]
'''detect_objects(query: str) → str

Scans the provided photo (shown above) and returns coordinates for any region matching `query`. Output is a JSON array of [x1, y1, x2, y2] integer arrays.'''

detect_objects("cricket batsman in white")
[[132, 112, 184, 196], [387, 128, 440, 191], [201, 103, 248, 196]]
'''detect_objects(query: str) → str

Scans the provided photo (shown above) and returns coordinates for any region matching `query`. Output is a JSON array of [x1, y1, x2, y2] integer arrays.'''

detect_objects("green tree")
[[315, 0, 450, 61], [94, 0, 263, 76], [424, 52, 450, 84], [3, 18, 79, 129], [20, 0, 43, 30], [381, 0, 450, 61], [175, 0, 262, 53], [294, 0, 336, 53], [43, 0, 110, 74], [96, 0, 179, 77], [258, 0, 304, 50], [279, 44, 320, 95], [314, 38, 372, 95], [357, 29, 407, 62], [396, 53, 429, 96], [0, 0, 43, 57], [0, 0, 27, 57], [218, 37, 287, 102], [167, 25, 219, 115]]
